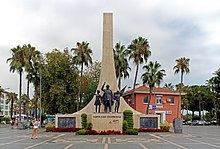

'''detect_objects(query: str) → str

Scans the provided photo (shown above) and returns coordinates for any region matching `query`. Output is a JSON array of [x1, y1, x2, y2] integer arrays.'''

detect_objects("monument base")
[[92, 113, 123, 132]]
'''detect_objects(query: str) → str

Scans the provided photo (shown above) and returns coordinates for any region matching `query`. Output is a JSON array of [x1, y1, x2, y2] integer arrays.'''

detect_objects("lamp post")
[[39, 67, 42, 128]]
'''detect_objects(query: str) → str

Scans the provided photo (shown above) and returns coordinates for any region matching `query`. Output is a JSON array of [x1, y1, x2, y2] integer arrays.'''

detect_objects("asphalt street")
[[0, 125, 219, 149]]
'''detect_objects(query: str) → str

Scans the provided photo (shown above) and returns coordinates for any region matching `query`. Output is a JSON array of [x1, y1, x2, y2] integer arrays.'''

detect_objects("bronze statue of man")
[[94, 90, 101, 113], [114, 85, 127, 113], [101, 82, 114, 113]]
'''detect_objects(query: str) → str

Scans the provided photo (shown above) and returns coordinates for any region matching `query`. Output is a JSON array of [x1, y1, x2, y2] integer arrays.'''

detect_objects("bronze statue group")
[[94, 82, 126, 113]]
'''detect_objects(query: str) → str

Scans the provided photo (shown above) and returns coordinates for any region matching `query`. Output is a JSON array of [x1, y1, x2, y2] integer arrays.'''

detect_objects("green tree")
[[6, 92, 18, 120], [71, 41, 93, 111], [114, 42, 130, 89], [7, 45, 26, 122], [0, 86, 4, 99], [141, 61, 166, 114], [207, 68, 220, 123], [83, 61, 101, 108], [41, 49, 79, 114], [173, 57, 190, 118], [163, 83, 174, 90], [128, 37, 151, 104]]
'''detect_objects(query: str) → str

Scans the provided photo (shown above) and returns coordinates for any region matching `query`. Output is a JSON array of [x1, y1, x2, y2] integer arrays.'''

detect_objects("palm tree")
[[71, 41, 93, 111], [128, 37, 151, 104], [114, 42, 130, 89], [23, 44, 41, 118], [164, 83, 174, 90], [6, 92, 18, 120], [173, 57, 190, 118], [7, 45, 26, 122], [141, 61, 166, 114], [29, 54, 42, 119]]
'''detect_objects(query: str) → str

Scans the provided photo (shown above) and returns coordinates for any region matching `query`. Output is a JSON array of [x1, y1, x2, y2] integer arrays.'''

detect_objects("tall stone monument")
[[55, 13, 160, 132]]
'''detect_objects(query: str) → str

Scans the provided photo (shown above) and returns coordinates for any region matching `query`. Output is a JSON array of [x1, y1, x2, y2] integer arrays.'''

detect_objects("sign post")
[[152, 105, 156, 114], [174, 118, 183, 133]]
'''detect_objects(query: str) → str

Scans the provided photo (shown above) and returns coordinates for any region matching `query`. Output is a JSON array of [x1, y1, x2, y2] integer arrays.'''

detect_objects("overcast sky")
[[0, 0, 220, 97]]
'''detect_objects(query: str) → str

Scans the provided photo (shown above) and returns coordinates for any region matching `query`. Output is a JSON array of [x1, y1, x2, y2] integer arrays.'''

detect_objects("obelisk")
[[97, 13, 118, 92]]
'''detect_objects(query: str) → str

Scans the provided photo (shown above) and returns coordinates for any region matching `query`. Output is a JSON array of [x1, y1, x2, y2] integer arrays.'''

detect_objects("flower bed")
[[76, 129, 122, 135], [138, 128, 169, 132], [46, 128, 81, 132]]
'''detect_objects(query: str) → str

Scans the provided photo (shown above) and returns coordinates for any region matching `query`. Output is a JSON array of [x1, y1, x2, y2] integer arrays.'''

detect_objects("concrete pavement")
[[0, 126, 219, 149]]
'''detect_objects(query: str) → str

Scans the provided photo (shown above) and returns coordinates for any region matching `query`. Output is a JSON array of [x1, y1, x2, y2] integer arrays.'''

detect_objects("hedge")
[[46, 128, 81, 132], [123, 110, 134, 129]]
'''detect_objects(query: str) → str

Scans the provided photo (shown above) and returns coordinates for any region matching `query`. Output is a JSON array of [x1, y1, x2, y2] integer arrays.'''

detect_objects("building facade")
[[0, 93, 10, 117], [123, 85, 182, 124]]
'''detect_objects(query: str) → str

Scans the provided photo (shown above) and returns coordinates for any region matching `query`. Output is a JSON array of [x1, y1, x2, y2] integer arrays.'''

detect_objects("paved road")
[[0, 125, 219, 149]]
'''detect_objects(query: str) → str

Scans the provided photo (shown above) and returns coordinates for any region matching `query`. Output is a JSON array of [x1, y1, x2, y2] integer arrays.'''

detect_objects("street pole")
[[39, 68, 42, 128]]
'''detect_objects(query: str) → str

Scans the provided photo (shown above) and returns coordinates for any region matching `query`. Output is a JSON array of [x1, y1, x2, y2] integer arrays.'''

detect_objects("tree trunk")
[[35, 81, 38, 119], [177, 71, 183, 118], [199, 99, 201, 120], [26, 78, 30, 118], [132, 64, 139, 106], [77, 62, 83, 111], [19, 70, 22, 122], [118, 68, 121, 90], [146, 87, 152, 114], [10, 97, 13, 120]]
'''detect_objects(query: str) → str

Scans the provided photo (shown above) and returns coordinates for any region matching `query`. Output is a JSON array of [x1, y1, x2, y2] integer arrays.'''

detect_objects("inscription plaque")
[[58, 117, 76, 128]]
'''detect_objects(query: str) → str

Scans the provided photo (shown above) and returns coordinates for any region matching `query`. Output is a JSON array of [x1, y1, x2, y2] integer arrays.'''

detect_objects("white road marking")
[[186, 138, 220, 148], [102, 137, 106, 144], [104, 143, 108, 149], [139, 143, 149, 149], [0, 136, 11, 140], [64, 144, 73, 149], [149, 134, 188, 149], [0, 138, 27, 146], [24, 134, 65, 149], [108, 137, 111, 144]]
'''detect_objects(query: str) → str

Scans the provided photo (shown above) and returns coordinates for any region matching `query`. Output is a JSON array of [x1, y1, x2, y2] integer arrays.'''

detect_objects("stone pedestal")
[[92, 113, 123, 132]]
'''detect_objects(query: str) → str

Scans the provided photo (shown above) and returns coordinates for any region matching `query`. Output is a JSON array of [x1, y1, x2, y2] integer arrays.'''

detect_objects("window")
[[170, 97, 174, 104], [156, 96, 162, 104], [5, 111, 9, 115], [5, 106, 9, 110], [143, 96, 149, 104]]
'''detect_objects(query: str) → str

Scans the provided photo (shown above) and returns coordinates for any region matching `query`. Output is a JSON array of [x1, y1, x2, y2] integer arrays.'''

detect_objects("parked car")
[[204, 121, 211, 125], [211, 120, 217, 125], [197, 120, 205, 125], [191, 120, 199, 125]]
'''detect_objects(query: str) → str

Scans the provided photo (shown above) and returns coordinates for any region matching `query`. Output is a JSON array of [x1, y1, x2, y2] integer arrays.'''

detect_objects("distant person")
[[31, 119, 38, 139], [94, 90, 101, 113], [15, 118, 18, 127]]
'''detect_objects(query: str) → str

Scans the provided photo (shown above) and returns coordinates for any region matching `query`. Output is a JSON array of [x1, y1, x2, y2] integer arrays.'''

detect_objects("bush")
[[76, 129, 87, 135], [81, 113, 87, 128], [160, 123, 170, 131], [99, 130, 121, 135], [45, 124, 55, 130], [192, 115, 201, 120], [123, 120, 128, 131], [46, 128, 81, 132], [123, 110, 134, 129], [87, 122, 93, 130], [1, 117, 11, 123], [125, 128, 138, 135]]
